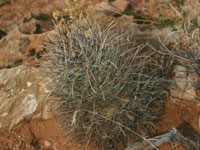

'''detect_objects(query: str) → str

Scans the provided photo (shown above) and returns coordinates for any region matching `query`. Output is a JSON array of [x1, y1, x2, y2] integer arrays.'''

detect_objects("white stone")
[[21, 94, 38, 116], [44, 140, 51, 147], [10, 88, 14, 96], [16, 69, 21, 75], [1, 112, 8, 117], [27, 82, 32, 87]]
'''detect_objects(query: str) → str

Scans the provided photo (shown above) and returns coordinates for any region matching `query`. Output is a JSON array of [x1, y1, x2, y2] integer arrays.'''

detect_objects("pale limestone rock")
[[170, 65, 198, 102], [21, 94, 38, 116], [16, 68, 21, 74], [0, 65, 53, 129]]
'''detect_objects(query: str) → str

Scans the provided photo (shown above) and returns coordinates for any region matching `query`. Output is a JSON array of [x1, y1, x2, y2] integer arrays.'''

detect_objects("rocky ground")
[[0, 0, 200, 150]]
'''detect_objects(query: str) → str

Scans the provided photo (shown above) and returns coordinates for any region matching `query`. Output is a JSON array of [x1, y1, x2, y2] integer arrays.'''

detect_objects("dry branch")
[[125, 128, 199, 150]]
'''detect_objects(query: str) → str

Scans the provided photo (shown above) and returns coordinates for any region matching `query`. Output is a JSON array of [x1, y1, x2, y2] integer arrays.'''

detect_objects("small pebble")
[[16, 69, 21, 75], [27, 82, 32, 87], [1, 112, 8, 117], [44, 140, 51, 147]]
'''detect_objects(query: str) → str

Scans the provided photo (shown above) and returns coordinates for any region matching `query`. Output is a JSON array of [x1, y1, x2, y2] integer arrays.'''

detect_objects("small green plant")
[[108, 0, 115, 2], [113, 11, 153, 24], [53, 0, 88, 24], [155, 18, 175, 28], [177, 0, 185, 11]]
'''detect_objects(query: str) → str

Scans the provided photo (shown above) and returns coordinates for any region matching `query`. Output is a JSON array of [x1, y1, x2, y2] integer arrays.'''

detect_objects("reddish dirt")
[[155, 99, 200, 150], [0, 118, 83, 150], [0, 0, 66, 32], [0, 0, 67, 69], [157, 99, 200, 134], [158, 142, 185, 150], [2, 99, 199, 150]]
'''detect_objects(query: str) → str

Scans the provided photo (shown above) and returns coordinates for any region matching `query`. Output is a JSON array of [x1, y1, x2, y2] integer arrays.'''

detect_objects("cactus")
[[44, 17, 200, 149]]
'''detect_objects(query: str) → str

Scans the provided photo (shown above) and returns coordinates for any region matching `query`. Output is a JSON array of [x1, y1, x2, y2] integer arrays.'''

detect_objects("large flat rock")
[[0, 65, 52, 130]]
